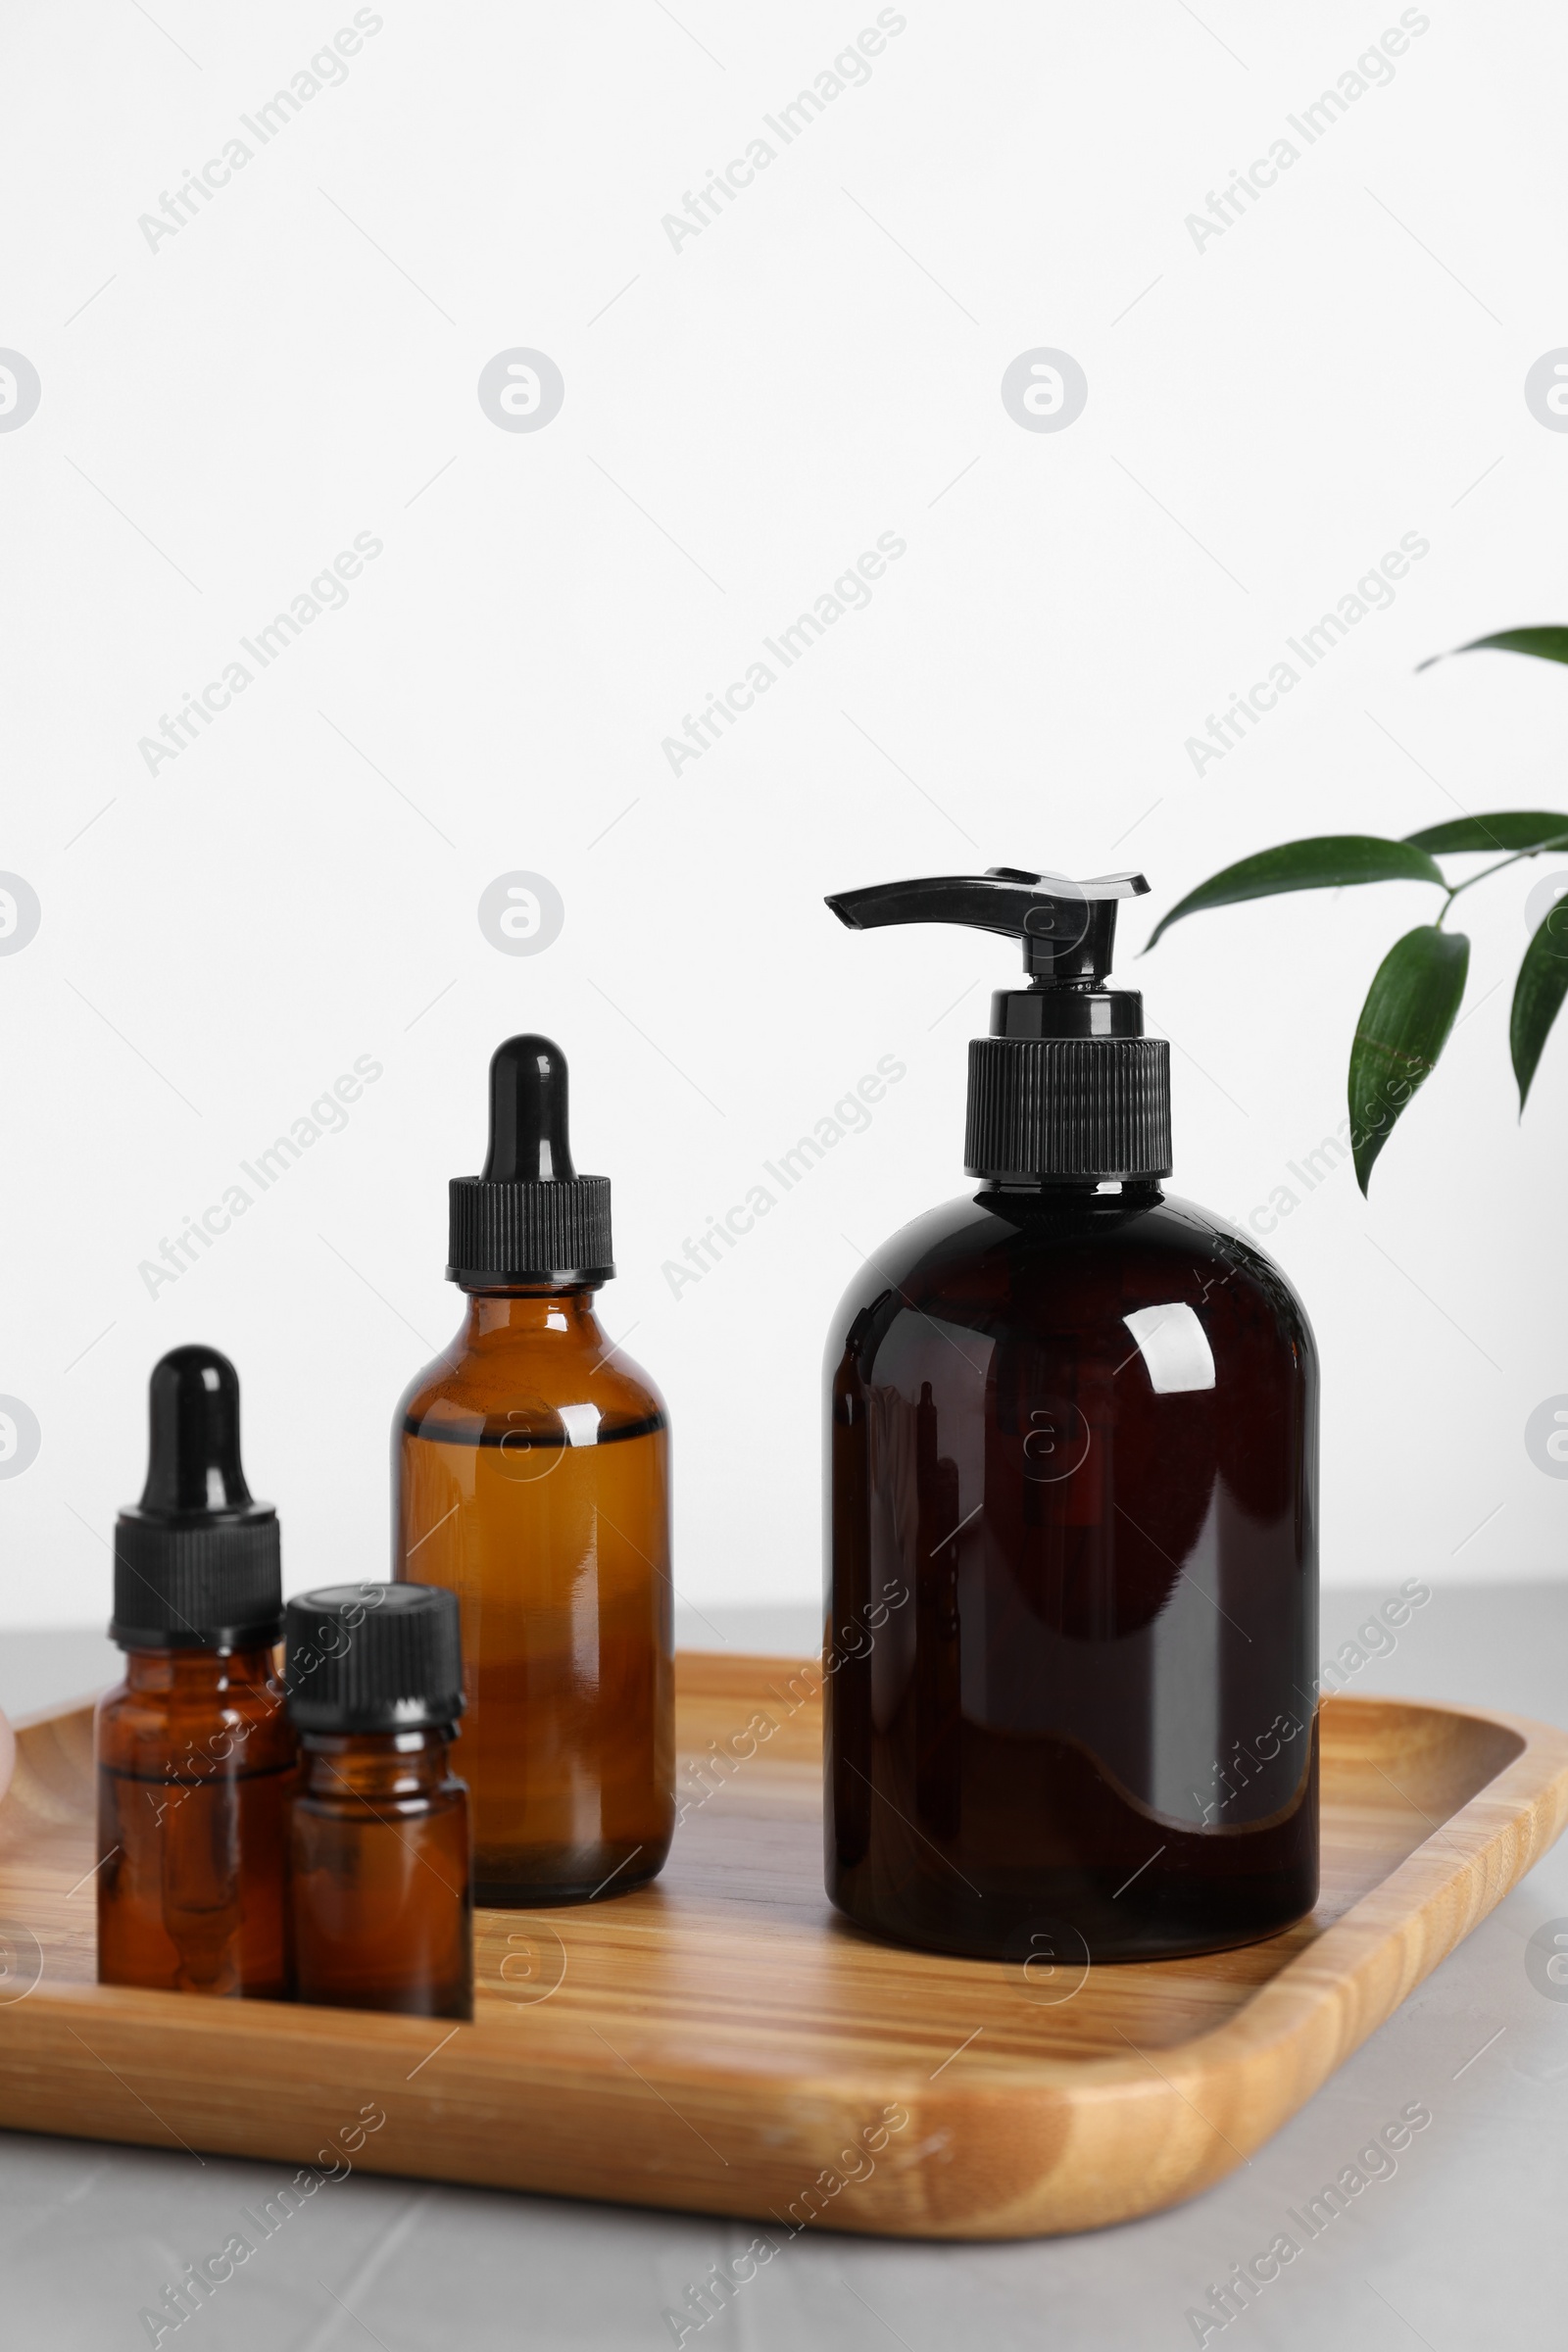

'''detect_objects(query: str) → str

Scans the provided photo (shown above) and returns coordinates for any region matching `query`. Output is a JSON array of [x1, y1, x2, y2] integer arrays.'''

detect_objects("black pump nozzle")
[[827, 867, 1150, 985], [112, 1347, 282, 1651], [827, 866, 1152, 1040], [826, 865, 1172, 1184], [448, 1034, 613, 1288]]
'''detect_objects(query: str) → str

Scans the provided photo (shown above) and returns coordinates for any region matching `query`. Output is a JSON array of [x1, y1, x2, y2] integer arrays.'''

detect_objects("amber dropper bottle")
[[96, 1347, 295, 1997], [394, 1034, 673, 1906], [286, 1583, 472, 2020]]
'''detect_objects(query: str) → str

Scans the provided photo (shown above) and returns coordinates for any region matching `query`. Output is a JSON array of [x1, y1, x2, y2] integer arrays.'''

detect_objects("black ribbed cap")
[[284, 1583, 466, 1734], [448, 1034, 613, 1286], [111, 1347, 282, 1651], [966, 1037, 1172, 1181]]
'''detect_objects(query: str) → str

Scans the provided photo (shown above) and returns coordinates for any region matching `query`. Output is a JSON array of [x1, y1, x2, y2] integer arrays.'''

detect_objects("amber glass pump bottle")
[[394, 1035, 672, 1906], [821, 868, 1319, 1965], [96, 1347, 295, 1996]]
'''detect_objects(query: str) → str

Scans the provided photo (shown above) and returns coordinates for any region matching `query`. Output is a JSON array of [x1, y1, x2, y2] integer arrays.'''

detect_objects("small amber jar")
[[96, 1345, 294, 1998], [286, 1584, 472, 2020]]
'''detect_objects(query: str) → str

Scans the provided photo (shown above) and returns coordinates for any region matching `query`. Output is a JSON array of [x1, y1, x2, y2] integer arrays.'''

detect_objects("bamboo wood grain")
[[0, 1655, 1562, 2238]]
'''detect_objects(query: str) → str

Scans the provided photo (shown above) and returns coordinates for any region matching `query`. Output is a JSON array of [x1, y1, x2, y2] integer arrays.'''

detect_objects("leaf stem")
[[1445, 838, 1568, 902]]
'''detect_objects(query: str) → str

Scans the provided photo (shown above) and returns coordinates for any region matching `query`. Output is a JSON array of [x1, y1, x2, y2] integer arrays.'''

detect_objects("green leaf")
[[1404, 811, 1568, 855], [1145, 837, 1446, 951], [1348, 925, 1469, 1194], [1511, 897, 1568, 1110], [1421, 625, 1568, 670]]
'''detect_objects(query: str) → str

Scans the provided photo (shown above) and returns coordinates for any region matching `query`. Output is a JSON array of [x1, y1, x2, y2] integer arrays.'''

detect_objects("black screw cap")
[[284, 1583, 466, 1735], [111, 1347, 282, 1651], [447, 1034, 613, 1287]]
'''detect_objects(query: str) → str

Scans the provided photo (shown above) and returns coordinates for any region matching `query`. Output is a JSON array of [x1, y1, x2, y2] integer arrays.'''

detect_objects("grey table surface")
[[2, 1585, 1565, 2352]]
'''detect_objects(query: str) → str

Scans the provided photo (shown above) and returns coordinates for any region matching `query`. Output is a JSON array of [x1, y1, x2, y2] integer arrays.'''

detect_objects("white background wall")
[[3, 0, 1565, 1623]]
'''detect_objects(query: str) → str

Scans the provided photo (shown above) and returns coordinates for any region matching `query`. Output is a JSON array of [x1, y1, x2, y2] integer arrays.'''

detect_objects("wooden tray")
[[0, 1654, 1564, 2239]]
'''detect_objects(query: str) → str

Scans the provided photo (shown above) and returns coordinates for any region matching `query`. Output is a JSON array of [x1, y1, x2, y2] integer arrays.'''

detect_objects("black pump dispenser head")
[[829, 866, 1153, 1036], [111, 1347, 283, 1651], [448, 1034, 614, 1287], [826, 867, 1173, 1183]]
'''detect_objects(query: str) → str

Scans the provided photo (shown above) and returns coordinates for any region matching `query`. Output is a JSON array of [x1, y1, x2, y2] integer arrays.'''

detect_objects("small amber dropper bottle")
[[286, 1583, 472, 2020], [96, 1347, 295, 1997], [394, 1034, 673, 1907]]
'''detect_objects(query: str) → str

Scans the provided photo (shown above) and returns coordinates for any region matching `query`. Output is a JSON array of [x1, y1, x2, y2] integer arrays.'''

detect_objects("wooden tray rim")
[[3, 1674, 1563, 2084], [2, 1667, 1564, 2238]]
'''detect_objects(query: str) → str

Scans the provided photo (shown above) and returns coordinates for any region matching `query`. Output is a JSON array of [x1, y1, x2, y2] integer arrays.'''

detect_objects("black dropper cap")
[[826, 867, 1173, 1182], [111, 1347, 283, 1651], [447, 1034, 614, 1287], [284, 1583, 466, 1735]]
